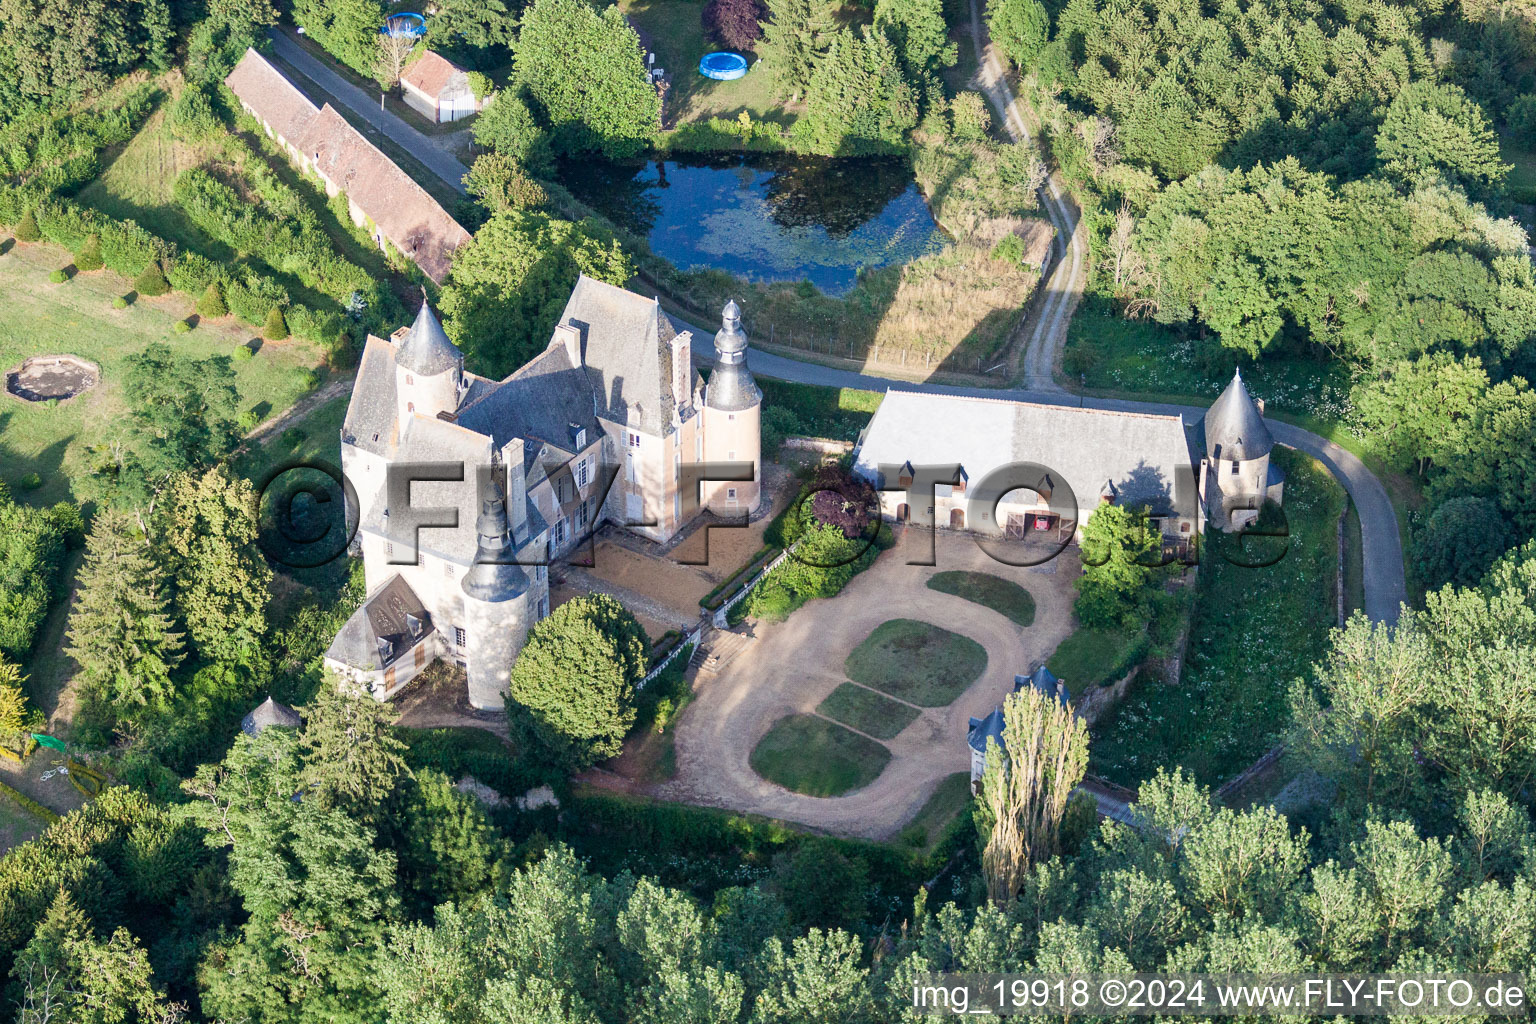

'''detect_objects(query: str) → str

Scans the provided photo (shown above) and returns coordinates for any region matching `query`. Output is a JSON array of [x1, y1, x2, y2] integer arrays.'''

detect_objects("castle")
[[323, 277, 762, 709]]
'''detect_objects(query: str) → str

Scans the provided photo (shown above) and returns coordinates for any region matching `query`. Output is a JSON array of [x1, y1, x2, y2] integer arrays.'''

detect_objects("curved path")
[[657, 532, 1079, 840]]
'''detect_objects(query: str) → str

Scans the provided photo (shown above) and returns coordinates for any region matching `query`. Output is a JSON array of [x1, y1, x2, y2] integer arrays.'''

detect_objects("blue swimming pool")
[[699, 52, 749, 80]]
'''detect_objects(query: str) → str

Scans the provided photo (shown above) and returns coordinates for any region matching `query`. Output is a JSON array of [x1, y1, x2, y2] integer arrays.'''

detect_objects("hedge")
[[700, 545, 779, 610], [0, 781, 58, 824]]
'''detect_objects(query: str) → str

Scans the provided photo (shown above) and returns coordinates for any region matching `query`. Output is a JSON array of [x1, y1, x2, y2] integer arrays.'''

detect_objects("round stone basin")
[[5, 355, 100, 402]]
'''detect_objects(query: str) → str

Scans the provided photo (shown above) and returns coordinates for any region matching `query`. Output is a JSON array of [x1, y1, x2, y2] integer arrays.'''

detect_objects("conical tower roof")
[[706, 299, 761, 412], [1204, 368, 1273, 462], [462, 471, 528, 602], [714, 298, 747, 356], [397, 294, 462, 376]]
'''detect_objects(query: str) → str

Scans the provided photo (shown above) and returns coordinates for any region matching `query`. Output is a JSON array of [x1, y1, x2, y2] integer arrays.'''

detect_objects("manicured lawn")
[[926, 570, 1036, 626], [0, 239, 322, 507], [1088, 447, 1347, 787], [817, 682, 920, 739], [618, 0, 795, 126], [1047, 623, 1145, 690], [749, 713, 890, 796], [844, 618, 988, 706], [895, 770, 973, 853]]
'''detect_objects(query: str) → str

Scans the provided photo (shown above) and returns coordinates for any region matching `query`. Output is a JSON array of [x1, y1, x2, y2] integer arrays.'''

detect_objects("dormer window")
[[376, 636, 394, 664], [575, 428, 587, 449], [405, 613, 423, 639]]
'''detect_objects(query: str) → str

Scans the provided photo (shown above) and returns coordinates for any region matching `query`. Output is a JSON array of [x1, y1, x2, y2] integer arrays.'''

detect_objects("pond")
[[561, 153, 942, 296]]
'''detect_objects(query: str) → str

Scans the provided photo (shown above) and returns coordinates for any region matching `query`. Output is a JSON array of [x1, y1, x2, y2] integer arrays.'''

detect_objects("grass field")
[[1088, 447, 1347, 787], [75, 83, 228, 260], [1046, 623, 1145, 690], [1064, 296, 1353, 421], [844, 619, 988, 706], [895, 770, 973, 853], [0, 239, 323, 507], [816, 682, 920, 739], [926, 570, 1036, 626], [619, 0, 795, 126], [1501, 132, 1536, 204], [0, 795, 44, 857], [750, 713, 890, 796]]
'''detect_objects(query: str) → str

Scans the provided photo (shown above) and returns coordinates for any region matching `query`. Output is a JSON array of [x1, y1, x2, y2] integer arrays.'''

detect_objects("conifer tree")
[[0, 658, 27, 739], [156, 466, 272, 666], [13, 208, 40, 242], [74, 232, 104, 272], [65, 507, 183, 720], [263, 304, 289, 340], [757, 0, 830, 101], [197, 281, 228, 319], [133, 261, 170, 297], [299, 678, 410, 815]]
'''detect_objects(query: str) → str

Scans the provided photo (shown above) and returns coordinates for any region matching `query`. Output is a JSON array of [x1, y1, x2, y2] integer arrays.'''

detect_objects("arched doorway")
[[950, 507, 965, 529], [896, 503, 910, 522]]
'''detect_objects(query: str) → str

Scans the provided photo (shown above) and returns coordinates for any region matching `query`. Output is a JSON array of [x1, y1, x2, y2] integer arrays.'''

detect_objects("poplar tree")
[[65, 507, 183, 720], [978, 684, 1089, 904]]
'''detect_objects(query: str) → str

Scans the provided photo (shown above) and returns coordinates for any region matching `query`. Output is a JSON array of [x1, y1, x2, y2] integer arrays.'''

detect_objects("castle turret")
[[1201, 368, 1283, 531], [395, 294, 464, 424], [460, 467, 529, 710], [703, 299, 763, 515]]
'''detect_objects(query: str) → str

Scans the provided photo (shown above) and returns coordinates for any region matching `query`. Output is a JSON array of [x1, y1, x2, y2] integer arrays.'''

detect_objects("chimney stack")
[[554, 322, 582, 367]]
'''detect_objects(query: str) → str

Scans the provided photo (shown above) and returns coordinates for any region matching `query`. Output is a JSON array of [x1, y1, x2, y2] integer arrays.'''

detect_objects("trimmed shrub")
[[167, 251, 220, 296], [263, 305, 289, 341], [232, 344, 254, 362], [173, 319, 192, 334], [17, 473, 42, 490], [74, 233, 104, 272], [112, 295, 129, 309], [197, 281, 228, 319], [14, 209, 39, 242], [237, 409, 260, 431], [133, 261, 170, 297], [47, 269, 66, 283]]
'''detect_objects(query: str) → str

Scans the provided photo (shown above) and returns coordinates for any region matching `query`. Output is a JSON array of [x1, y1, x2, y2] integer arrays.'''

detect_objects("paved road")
[[267, 30, 470, 194]]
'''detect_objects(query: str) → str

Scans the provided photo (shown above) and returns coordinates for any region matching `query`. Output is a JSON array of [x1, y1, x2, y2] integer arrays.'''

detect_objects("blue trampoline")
[[699, 52, 749, 80], [380, 12, 426, 37]]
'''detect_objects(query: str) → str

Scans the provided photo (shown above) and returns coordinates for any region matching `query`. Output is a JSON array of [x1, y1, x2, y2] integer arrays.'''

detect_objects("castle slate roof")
[[326, 574, 432, 671], [968, 709, 1005, 755], [397, 300, 462, 376], [343, 337, 402, 458], [559, 275, 690, 434], [853, 391, 1198, 522], [455, 342, 600, 454], [241, 696, 302, 736], [1203, 368, 1273, 462]]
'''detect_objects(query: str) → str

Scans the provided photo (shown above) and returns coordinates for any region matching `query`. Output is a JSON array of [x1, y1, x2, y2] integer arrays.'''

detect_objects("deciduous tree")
[[704, 0, 767, 51], [1374, 81, 1509, 194], [978, 684, 1089, 904]]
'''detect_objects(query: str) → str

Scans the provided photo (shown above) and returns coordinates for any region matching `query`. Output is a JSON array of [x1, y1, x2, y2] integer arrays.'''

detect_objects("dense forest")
[[0, 0, 1533, 1017]]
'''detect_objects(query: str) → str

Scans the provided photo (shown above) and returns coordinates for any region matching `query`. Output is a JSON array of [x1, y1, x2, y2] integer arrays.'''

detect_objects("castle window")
[[727, 450, 735, 460], [628, 431, 641, 448], [576, 458, 590, 488], [454, 627, 466, 648], [1181, 522, 1191, 533], [407, 402, 415, 413], [406, 374, 414, 385], [727, 487, 737, 500], [1230, 460, 1239, 475], [728, 414, 735, 421], [385, 542, 394, 558], [444, 564, 455, 578]]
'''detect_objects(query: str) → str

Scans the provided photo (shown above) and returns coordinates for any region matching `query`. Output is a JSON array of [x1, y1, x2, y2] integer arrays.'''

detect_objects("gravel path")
[[656, 531, 1079, 840]]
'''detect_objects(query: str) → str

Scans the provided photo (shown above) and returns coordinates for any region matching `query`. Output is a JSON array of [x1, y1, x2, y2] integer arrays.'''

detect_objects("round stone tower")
[[702, 299, 763, 515], [395, 295, 464, 424], [460, 472, 530, 710], [1203, 367, 1279, 531]]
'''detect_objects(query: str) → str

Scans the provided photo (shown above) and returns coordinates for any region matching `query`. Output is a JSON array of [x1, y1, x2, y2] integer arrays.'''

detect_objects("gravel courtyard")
[[656, 528, 1079, 839]]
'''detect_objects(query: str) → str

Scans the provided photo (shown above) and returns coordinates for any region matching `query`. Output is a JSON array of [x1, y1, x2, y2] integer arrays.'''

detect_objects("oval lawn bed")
[[844, 618, 987, 706], [925, 570, 1035, 626], [750, 714, 891, 796]]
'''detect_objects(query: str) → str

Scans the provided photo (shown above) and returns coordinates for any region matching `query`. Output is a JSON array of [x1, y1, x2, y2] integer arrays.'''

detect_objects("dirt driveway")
[[656, 529, 1079, 839]]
